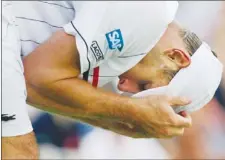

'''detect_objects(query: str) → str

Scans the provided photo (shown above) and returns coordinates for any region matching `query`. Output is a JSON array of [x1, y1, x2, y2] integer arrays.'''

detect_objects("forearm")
[[27, 84, 147, 137], [29, 81, 132, 120], [175, 106, 211, 159], [2, 132, 39, 159], [26, 80, 133, 121], [176, 128, 208, 159]]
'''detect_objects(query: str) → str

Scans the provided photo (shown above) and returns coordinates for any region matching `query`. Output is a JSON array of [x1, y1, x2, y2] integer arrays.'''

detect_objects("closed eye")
[[138, 81, 152, 91]]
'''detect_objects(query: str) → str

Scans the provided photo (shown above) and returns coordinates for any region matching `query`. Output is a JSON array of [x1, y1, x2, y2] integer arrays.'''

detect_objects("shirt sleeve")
[[63, 1, 179, 74], [63, 1, 112, 74]]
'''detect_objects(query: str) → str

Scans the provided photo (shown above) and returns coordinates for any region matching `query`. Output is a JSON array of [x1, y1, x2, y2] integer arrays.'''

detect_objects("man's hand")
[[127, 95, 192, 138], [81, 95, 192, 138]]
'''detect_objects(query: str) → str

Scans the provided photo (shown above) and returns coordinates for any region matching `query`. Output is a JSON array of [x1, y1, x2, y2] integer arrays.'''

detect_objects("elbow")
[[23, 59, 49, 89], [24, 74, 48, 95], [24, 70, 43, 89], [23, 49, 52, 89]]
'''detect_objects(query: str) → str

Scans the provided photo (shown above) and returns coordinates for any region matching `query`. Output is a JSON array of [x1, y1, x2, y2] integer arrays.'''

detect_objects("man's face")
[[118, 24, 191, 93], [118, 49, 189, 93]]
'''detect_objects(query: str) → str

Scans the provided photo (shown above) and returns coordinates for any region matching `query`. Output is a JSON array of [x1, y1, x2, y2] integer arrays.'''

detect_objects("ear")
[[164, 49, 191, 68], [118, 77, 139, 93]]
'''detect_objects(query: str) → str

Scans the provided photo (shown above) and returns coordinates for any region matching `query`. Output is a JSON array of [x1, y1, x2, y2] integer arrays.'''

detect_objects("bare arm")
[[175, 107, 210, 159], [26, 83, 148, 138], [2, 132, 39, 159]]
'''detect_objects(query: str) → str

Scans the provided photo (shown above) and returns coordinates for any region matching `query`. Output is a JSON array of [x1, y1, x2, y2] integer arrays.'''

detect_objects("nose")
[[117, 83, 141, 94]]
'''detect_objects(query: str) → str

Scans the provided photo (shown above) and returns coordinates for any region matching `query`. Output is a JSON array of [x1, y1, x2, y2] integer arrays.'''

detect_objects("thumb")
[[167, 96, 191, 107]]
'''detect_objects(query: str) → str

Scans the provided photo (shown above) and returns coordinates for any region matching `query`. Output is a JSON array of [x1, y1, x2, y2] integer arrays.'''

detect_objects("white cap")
[[133, 42, 223, 113]]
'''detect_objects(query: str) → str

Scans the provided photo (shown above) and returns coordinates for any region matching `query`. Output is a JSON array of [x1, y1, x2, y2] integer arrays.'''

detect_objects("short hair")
[[179, 29, 202, 56], [179, 29, 217, 57], [166, 29, 218, 79]]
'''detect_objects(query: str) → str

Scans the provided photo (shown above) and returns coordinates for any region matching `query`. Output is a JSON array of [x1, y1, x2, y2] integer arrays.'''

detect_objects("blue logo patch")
[[105, 29, 124, 52]]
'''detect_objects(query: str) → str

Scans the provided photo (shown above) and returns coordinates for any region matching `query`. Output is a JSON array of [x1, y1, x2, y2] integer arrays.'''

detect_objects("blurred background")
[[26, 1, 225, 159]]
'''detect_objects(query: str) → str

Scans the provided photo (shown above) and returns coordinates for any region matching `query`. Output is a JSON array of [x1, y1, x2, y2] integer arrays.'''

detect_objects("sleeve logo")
[[105, 29, 124, 52], [90, 41, 104, 62], [2, 114, 16, 121]]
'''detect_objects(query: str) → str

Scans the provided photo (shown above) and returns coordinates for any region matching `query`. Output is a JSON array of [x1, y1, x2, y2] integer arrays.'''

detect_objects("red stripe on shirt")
[[92, 67, 99, 87]]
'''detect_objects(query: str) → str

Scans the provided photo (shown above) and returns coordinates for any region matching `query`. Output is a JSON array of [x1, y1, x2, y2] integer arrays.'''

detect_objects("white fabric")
[[12, 1, 178, 87], [2, 2, 33, 137], [133, 42, 223, 113], [12, 1, 75, 57], [64, 1, 179, 87]]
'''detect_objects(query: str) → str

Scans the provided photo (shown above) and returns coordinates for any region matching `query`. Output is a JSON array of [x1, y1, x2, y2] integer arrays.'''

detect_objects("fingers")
[[167, 96, 191, 107], [147, 126, 185, 139], [162, 128, 185, 139], [152, 113, 191, 138], [165, 96, 192, 127], [171, 112, 192, 128]]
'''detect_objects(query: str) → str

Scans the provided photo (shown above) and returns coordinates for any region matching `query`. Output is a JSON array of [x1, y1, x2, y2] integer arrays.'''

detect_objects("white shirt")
[[12, 1, 178, 87]]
